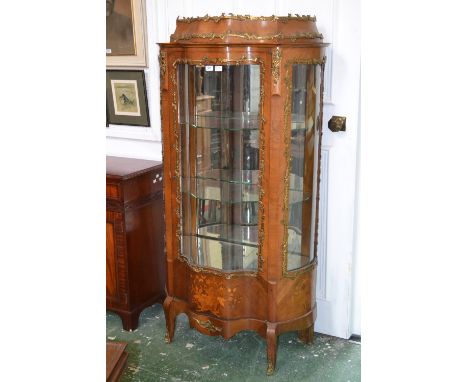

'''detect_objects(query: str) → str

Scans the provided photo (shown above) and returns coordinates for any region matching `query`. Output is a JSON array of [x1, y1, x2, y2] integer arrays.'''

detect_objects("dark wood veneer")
[[106, 156, 166, 331]]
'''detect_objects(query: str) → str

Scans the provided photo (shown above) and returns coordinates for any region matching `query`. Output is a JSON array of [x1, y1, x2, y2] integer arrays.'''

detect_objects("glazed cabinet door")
[[176, 60, 264, 273], [159, 48, 270, 280], [283, 61, 323, 272]]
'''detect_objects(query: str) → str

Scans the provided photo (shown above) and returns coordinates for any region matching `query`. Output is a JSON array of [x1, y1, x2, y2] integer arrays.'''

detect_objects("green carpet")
[[106, 304, 360, 381]]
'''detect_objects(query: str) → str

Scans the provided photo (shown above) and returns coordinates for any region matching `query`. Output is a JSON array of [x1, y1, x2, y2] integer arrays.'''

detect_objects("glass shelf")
[[182, 177, 311, 204], [181, 123, 259, 131], [181, 235, 258, 271], [287, 251, 311, 271], [196, 169, 259, 185], [292, 87, 316, 94], [291, 122, 308, 131], [197, 223, 258, 247], [286, 227, 313, 271], [185, 178, 259, 203], [181, 111, 260, 131], [195, 111, 259, 119], [291, 113, 314, 131]]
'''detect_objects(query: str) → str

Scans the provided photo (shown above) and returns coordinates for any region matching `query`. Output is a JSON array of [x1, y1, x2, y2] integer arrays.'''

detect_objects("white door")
[[278, 0, 361, 338], [158, 0, 361, 339]]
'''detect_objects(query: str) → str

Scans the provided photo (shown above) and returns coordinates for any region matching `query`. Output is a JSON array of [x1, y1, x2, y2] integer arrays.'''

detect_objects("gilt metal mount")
[[328, 116, 346, 132]]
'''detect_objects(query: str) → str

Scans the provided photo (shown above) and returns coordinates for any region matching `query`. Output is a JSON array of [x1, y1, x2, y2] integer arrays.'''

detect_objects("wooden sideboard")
[[106, 156, 166, 330]]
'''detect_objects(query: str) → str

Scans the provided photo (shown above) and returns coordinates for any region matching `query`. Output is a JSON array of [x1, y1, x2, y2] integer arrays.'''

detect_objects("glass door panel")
[[287, 64, 322, 271], [178, 63, 261, 272]]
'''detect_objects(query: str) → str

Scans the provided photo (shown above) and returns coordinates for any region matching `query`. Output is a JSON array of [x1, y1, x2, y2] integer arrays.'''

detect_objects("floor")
[[106, 304, 361, 382]]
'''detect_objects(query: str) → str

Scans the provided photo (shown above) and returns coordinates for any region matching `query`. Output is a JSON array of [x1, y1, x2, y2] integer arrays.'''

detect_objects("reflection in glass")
[[178, 64, 261, 272], [287, 64, 321, 271]]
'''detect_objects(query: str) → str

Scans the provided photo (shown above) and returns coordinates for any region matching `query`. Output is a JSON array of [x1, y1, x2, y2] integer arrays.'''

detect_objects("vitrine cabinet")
[[159, 14, 328, 374]]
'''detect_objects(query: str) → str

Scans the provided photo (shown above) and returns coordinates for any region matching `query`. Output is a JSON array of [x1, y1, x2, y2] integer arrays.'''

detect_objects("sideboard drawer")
[[149, 168, 164, 193], [122, 168, 163, 204], [106, 182, 122, 201]]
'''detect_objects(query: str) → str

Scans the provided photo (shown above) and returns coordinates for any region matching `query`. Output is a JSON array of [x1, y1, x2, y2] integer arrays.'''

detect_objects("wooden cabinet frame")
[[159, 16, 328, 375]]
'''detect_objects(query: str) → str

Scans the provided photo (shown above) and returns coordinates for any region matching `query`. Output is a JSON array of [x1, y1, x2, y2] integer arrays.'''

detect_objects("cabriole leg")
[[298, 324, 314, 344], [163, 296, 175, 343], [266, 323, 278, 375], [116, 311, 139, 331]]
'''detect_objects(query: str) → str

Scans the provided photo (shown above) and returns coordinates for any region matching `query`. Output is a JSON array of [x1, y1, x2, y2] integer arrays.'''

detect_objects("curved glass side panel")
[[287, 63, 321, 271], [178, 63, 261, 272]]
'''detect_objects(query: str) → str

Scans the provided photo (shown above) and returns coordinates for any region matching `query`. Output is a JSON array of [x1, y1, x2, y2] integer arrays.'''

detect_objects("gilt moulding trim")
[[159, 50, 167, 84], [272, 47, 282, 87], [176, 14, 317, 23], [170, 31, 323, 42], [192, 317, 222, 333]]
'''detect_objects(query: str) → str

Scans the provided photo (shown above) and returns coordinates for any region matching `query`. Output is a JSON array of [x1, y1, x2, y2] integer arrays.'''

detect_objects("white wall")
[[106, 0, 162, 160]]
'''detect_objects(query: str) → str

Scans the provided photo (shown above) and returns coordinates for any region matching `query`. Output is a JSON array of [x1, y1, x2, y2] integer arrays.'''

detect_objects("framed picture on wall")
[[106, 70, 150, 127], [106, 0, 147, 67]]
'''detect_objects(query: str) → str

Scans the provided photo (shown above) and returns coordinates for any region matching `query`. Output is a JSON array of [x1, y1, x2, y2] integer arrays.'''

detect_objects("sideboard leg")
[[266, 323, 278, 376], [298, 324, 314, 344], [163, 296, 175, 343], [119, 311, 140, 331]]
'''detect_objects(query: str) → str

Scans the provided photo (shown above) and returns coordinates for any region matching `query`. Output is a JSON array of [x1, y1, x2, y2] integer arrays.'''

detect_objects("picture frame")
[[106, 0, 147, 67], [106, 70, 150, 127]]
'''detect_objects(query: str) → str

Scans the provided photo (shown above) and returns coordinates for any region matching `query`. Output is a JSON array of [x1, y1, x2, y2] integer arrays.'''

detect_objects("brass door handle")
[[328, 116, 346, 132]]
